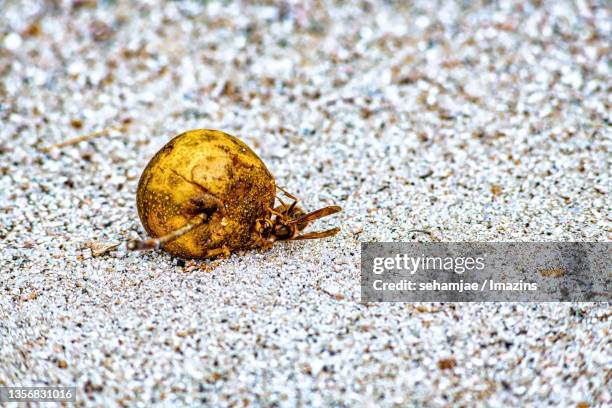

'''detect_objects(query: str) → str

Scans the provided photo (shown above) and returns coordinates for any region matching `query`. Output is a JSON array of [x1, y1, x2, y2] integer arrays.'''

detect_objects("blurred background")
[[1, 0, 609, 243]]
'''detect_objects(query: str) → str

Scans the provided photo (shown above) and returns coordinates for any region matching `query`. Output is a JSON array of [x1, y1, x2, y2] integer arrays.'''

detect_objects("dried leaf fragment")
[[491, 184, 503, 197], [437, 358, 457, 370], [88, 241, 120, 257], [20, 291, 38, 302], [539, 267, 566, 277]]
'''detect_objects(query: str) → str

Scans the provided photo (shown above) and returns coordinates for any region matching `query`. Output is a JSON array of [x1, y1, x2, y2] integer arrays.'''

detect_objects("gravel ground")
[[1, 0, 610, 406]]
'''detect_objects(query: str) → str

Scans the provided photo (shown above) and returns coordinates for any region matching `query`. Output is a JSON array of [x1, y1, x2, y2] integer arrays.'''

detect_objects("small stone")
[[491, 185, 503, 197], [437, 358, 457, 370], [3, 32, 22, 51], [88, 241, 120, 257]]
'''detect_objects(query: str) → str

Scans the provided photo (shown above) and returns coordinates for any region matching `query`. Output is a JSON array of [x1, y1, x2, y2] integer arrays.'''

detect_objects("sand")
[[1, 0, 610, 406]]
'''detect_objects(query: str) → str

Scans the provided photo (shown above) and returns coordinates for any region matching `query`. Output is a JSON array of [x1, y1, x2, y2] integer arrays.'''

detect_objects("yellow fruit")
[[128, 129, 342, 259], [134, 129, 275, 259]]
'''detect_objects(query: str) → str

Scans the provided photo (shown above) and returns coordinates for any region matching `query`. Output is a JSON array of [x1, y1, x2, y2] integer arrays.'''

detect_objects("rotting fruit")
[[127, 129, 341, 259]]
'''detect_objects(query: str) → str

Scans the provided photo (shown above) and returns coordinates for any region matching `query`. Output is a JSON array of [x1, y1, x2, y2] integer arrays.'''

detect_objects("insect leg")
[[276, 186, 300, 213], [127, 213, 207, 251], [275, 195, 289, 212], [267, 207, 286, 219], [205, 245, 230, 258], [276, 185, 299, 202]]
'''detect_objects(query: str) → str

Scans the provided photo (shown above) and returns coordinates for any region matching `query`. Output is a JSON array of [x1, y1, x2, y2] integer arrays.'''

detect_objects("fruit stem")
[[127, 213, 207, 251]]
